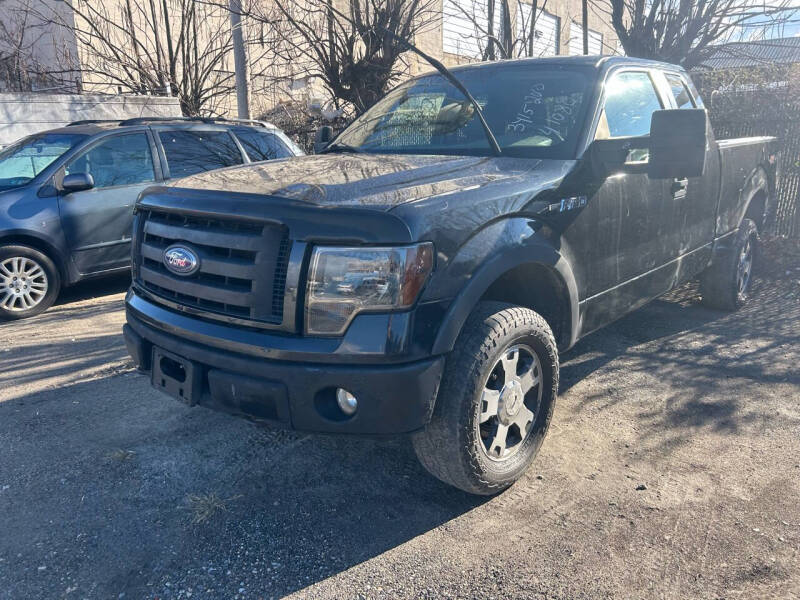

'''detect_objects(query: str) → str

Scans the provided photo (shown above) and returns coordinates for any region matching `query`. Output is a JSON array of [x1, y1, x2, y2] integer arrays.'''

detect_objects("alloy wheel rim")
[[0, 257, 48, 311], [476, 344, 543, 462], [737, 237, 753, 296]]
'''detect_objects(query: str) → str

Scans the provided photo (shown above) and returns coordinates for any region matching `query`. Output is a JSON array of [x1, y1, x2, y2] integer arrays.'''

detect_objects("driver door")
[[579, 69, 673, 333], [58, 131, 159, 274]]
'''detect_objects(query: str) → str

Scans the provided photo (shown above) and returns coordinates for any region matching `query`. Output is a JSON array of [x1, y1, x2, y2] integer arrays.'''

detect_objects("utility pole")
[[229, 0, 250, 119], [582, 0, 589, 55]]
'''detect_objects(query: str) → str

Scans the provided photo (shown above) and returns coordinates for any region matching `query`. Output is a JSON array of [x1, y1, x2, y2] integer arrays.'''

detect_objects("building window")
[[516, 8, 559, 57], [443, 0, 505, 59], [569, 22, 603, 55]]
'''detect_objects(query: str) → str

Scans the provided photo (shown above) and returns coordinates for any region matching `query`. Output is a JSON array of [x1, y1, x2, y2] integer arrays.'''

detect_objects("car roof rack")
[[118, 116, 273, 127], [67, 119, 122, 126], [67, 116, 275, 128]]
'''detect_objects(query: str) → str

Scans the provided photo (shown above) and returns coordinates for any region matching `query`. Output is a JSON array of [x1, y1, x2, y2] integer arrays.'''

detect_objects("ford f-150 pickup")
[[123, 56, 777, 495]]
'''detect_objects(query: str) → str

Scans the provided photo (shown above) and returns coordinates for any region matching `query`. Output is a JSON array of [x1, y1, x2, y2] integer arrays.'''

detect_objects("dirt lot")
[[1, 241, 799, 600]]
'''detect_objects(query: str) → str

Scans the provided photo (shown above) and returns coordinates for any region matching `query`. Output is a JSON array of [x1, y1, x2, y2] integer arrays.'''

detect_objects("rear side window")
[[685, 77, 705, 108], [65, 133, 155, 189], [158, 130, 243, 178], [665, 73, 696, 109], [233, 128, 293, 162], [596, 71, 663, 139]]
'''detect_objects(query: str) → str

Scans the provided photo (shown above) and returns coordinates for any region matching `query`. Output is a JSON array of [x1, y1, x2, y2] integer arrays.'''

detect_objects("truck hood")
[[168, 153, 565, 210]]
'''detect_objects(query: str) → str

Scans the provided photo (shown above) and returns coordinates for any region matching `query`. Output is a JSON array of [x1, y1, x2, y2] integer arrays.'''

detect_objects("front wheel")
[[412, 302, 559, 495], [0, 245, 61, 320]]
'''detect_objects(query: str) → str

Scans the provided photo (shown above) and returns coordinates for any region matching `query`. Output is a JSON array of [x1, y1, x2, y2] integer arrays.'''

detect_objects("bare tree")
[[596, 0, 798, 68], [36, 0, 274, 115], [243, 0, 438, 116], [443, 0, 558, 61]]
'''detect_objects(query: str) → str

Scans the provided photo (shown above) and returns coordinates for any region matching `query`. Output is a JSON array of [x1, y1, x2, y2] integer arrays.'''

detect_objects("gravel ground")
[[0, 241, 798, 600]]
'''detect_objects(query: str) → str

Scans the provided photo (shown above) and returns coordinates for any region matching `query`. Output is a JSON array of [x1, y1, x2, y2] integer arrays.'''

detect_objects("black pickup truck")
[[124, 56, 777, 495]]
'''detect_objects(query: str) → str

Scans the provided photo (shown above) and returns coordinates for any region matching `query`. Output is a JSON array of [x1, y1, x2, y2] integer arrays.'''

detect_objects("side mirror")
[[647, 109, 706, 179], [313, 125, 334, 154], [62, 172, 94, 193]]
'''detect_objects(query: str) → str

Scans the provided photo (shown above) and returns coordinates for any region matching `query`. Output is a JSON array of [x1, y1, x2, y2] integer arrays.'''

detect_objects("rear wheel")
[[700, 219, 757, 311], [0, 245, 61, 320], [412, 302, 559, 495]]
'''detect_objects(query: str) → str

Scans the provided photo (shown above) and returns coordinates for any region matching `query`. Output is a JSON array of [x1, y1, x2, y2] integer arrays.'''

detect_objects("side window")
[[233, 128, 293, 162], [64, 133, 155, 189], [684, 76, 705, 108], [596, 71, 663, 139], [665, 73, 696, 109], [158, 130, 244, 178]]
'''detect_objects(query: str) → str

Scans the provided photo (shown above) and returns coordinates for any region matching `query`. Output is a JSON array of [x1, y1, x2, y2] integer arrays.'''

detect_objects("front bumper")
[[124, 291, 445, 434]]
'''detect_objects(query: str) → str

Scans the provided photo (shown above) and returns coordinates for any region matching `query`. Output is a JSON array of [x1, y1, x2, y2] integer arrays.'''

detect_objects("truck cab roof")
[[443, 54, 688, 76]]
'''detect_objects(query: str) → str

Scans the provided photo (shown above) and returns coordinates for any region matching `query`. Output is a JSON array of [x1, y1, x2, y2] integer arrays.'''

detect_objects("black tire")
[[700, 219, 757, 311], [0, 245, 61, 320], [412, 302, 559, 495]]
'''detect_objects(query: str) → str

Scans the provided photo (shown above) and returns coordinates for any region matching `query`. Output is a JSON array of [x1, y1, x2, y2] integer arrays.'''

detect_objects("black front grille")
[[135, 209, 290, 326]]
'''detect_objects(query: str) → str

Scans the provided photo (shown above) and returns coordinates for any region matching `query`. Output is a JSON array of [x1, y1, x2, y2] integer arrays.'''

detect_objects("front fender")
[[0, 228, 72, 282], [425, 218, 579, 355]]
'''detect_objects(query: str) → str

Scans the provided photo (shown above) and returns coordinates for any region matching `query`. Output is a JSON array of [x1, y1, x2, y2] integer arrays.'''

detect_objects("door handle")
[[671, 178, 688, 198]]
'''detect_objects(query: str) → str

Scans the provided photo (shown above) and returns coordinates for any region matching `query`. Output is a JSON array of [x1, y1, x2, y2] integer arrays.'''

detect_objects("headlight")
[[305, 243, 434, 335]]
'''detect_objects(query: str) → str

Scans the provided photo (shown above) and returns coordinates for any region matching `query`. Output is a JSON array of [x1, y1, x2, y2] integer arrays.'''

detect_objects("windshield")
[[0, 133, 87, 191], [335, 65, 594, 159]]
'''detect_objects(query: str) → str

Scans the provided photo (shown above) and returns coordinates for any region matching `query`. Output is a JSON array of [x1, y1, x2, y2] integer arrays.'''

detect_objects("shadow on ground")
[[55, 272, 131, 306], [0, 276, 131, 393], [0, 374, 486, 598], [560, 248, 799, 457], [0, 241, 798, 598]]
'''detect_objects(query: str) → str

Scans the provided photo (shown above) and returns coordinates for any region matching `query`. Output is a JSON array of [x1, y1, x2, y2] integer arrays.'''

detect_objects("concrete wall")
[[0, 94, 182, 146]]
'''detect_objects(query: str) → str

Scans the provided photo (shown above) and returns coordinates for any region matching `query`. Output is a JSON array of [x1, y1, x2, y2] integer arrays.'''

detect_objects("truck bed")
[[715, 135, 777, 237]]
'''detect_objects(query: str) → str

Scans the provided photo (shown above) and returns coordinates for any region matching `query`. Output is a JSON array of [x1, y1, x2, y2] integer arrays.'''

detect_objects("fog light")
[[336, 388, 358, 416]]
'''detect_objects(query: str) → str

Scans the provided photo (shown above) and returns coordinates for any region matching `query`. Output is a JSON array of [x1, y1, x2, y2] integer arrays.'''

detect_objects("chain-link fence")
[[694, 64, 800, 237]]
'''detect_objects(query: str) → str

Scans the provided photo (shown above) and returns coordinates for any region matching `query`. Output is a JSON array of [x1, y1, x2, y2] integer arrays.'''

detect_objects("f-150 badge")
[[548, 196, 588, 213]]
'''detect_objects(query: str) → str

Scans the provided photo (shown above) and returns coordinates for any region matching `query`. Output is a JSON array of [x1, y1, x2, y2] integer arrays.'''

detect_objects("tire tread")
[[413, 302, 558, 495]]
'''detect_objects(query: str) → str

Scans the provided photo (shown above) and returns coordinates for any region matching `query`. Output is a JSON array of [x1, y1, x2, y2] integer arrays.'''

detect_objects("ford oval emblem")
[[163, 244, 200, 276]]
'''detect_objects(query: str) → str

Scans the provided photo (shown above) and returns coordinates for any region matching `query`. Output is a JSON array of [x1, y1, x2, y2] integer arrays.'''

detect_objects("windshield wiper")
[[314, 3, 502, 157], [372, 25, 502, 157], [321, 142, 366, 154]]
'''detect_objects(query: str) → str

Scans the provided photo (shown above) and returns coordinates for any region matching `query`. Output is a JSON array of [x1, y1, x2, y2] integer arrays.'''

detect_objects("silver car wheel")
[[736, 236, 753, 296], [0, 256, 49, 311], [476, 344, 543, 461]]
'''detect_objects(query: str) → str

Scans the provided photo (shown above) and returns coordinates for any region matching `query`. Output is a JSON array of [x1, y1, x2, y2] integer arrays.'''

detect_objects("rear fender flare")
[[739, 166, 769, 231]]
